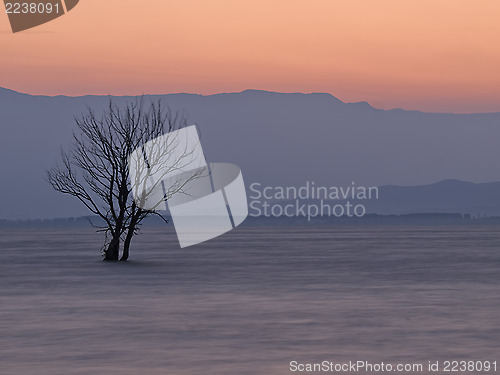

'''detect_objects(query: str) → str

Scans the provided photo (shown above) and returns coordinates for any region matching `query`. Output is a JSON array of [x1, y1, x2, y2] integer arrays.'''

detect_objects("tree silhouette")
[[47, 99, 201, 261]]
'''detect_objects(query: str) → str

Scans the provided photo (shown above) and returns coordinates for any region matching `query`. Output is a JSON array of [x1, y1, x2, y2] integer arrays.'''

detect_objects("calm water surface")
[[0, 226, 499, 374]]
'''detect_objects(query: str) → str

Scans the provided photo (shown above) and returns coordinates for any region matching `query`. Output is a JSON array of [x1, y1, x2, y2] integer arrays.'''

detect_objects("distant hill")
[[1, 87, 500, 219], [372, 179, 500, 215], [248, 179, 500, 216]]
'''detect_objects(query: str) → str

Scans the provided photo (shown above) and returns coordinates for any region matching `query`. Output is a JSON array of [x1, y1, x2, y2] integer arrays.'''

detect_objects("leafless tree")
[[47, 99, 203, 261]]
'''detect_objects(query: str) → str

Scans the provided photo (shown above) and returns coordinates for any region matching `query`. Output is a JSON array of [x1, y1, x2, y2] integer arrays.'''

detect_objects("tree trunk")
[[120, 226, 135, 261], [103, 236, 120, 261]]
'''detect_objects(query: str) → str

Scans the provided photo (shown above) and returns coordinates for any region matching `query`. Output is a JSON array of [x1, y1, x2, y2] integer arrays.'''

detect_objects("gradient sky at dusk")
[[1, 0, 500, 113]]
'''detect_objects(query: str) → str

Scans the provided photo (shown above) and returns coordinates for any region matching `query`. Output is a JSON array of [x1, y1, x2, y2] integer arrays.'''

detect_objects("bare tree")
[[47, 99, 202, 261]]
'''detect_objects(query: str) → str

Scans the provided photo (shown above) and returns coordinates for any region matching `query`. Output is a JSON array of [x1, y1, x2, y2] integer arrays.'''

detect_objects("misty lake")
[[0, 225, 499, 374]]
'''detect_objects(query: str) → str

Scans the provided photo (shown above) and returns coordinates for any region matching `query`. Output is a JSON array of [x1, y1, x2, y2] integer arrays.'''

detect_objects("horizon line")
[[3, 86, 500, 116]]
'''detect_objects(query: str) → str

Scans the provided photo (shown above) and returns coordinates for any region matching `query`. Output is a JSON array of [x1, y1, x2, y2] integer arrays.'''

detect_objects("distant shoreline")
[[1, 213, 499, 228]]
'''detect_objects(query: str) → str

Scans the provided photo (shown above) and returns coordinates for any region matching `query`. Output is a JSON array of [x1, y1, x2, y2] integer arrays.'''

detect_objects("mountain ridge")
[[1, 88, 500, 219], [3, 86, 500, 115]]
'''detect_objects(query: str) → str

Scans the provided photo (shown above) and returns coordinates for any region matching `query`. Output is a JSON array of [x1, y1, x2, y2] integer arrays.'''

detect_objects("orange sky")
[[1, 0, 500, 113]]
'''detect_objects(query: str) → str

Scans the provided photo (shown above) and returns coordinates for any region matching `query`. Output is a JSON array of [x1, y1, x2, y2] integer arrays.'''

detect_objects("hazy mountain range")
[[1, 87, 500, 219], [372, 179, 500, 215]]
